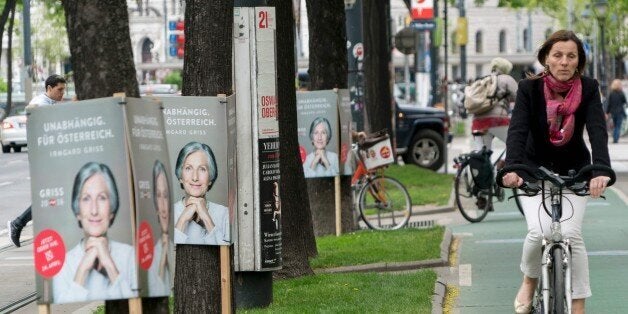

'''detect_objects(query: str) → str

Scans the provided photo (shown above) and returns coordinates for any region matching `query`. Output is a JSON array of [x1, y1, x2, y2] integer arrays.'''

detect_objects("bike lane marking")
[[458, 264, 472, 286]]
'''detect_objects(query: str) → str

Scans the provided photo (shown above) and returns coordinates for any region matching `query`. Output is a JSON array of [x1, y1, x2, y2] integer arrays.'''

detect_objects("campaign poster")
[[160, 96, 234, 246], [124, 98, 174, 297], [338, 89, 354, 176], [296, 90, 340, 179], [27, 97, 137, 304]]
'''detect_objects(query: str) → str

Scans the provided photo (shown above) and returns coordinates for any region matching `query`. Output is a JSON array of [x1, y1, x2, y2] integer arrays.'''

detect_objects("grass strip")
[[311, 227, 444, 269], [385, 164, 453, 206], [243, 271, 436, 314]]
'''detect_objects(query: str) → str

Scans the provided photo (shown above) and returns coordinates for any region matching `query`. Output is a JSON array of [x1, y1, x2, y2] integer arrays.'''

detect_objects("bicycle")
[[453, 147, 524, 222], [496, 164, 616, 314], [350, 130, 412, 230]]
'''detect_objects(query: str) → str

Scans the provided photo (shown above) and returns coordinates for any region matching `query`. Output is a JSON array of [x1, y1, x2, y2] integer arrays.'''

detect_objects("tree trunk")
[[0, 0, 17, 121], [61, 0, 153, 312], [269, 0, 317, 279], [62, 0, 139, 100], [5, 5, 15, 121], [305, 0, 355, 237], [175, 1, 234, 313], [363, 0, 392, 133]]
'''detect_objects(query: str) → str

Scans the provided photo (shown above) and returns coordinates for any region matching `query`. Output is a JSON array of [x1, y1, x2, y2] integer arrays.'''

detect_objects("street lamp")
[[594, 0, 608, 96]]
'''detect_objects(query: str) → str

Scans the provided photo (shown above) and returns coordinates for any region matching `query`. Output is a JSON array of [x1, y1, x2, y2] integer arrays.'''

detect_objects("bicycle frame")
[[351, 146, 386, 202], [497, 163, 616, 314], [539, 183, 572, 314]]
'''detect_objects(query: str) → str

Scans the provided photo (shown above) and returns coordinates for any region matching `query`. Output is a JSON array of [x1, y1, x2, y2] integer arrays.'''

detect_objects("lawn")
[[385, 164, 453, 206]]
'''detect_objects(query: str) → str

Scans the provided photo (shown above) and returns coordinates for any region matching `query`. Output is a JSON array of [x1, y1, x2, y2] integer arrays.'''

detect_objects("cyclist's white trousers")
[[519, 192, 592, 299], [472, 126, 508, 157]]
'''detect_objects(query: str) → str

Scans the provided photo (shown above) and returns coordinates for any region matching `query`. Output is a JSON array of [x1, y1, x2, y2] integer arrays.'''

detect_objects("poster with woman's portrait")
[[125, 98, 174, 297], [296, 90, 340, 178], [27, 97, 137, 304], [338, 89, 354, 176], [160, 95, 236, 246]]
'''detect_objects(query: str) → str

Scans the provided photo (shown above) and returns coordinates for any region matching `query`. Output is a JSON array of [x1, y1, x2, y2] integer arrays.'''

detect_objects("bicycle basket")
[[359, 131, 395, 171]]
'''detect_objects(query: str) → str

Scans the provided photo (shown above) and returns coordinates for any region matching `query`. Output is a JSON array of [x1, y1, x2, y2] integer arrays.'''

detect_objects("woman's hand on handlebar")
[[589, 176, 611, 198], [502, 172, 523, 188]]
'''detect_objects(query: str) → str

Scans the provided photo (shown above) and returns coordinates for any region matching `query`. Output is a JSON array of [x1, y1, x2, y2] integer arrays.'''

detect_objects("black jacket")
[[505, 76, 611, 177], [606, 90, 627, 117]]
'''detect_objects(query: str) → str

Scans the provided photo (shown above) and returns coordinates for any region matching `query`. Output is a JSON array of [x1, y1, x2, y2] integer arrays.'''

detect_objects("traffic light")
[[168, 20, 185, 59]]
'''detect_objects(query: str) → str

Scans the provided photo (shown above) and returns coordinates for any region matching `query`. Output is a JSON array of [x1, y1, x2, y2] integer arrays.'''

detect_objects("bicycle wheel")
[[454, 161, 491, 222], [512, 189, 525, 216], [551, 247, 566, 314], [358, 176, 412, 230]]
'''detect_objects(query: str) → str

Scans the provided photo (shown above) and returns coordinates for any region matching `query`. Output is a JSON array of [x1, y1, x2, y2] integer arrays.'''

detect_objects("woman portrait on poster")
[[53, 162, 137, 303], [303, 116, 339, 178], [174, 141, 230, 245], [147, 160, 174, 296]]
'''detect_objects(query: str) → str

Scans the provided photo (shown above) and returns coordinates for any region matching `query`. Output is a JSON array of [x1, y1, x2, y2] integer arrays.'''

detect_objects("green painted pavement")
[[450, 188, 628, 313]]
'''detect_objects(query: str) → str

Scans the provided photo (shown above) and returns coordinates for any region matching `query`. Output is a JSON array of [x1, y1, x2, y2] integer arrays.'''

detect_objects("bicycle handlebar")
[[496, 164, 616, 196]]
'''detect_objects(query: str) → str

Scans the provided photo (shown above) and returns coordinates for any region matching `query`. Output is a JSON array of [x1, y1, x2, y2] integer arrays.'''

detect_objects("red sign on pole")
[[411, 0, 434, 20]]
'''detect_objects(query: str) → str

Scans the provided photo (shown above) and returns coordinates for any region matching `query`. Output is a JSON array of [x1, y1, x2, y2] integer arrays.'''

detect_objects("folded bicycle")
[[497, 164, 616, 314]]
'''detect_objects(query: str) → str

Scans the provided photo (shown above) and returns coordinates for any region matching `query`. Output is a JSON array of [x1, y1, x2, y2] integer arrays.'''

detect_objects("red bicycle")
[[350, 131, 412, 230]]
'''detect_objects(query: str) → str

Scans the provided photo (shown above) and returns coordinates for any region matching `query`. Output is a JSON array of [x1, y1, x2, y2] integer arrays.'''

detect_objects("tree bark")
[[268, 0, 317, 279], [305, 0, 355, 237], [363, 0, 392, 134], [61, 0, 154, 312], [62, 0, 139, 100], [0, 0, 17, 121], [175, 1, 234, 313]]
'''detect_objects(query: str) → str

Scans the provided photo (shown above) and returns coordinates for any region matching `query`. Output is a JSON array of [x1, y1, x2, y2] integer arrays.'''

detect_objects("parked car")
[[395, 102, 451, 171], [1, 108, 27, 153]]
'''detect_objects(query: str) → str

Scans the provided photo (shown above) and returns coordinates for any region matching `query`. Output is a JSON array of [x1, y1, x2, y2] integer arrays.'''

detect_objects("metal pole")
[[443, 0, 449, 175], [458, 0, 466, 82], [163, 0, 168, 62], [599, 23, 607, 96], [23, 0, 32, 104]]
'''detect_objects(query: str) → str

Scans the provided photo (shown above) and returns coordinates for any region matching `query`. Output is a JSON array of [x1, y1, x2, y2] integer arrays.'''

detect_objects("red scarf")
[[543, 74, 582, 146]]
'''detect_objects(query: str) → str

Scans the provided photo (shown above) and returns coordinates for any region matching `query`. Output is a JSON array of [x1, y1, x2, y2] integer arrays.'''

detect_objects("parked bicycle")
[[496, 164, 616, 313], [453, 147, 524, 222], [351, 130, 412, 230]]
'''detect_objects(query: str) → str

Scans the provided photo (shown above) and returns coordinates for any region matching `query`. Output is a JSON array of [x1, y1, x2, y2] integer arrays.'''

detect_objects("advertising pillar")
[[233, 6, 281, 273]]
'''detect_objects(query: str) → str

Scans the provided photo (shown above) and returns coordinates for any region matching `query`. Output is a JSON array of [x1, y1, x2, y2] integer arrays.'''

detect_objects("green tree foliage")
[[33, 1, 70, 72], [163, 70, 182, 90]]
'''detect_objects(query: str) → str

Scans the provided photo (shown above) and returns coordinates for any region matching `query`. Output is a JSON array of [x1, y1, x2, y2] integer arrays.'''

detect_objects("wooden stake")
[[38, 304, 50, 314], [220, 246, 232, 314], [129, 297, 142, 314], [335, 175, 341, 236]]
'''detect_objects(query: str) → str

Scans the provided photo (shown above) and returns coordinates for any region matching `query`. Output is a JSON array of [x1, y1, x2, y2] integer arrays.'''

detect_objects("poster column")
[[233, 6, 281, 273]]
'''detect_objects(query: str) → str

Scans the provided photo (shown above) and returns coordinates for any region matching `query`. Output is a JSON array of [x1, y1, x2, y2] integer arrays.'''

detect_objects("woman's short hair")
[[308, 117, 332, 144], [610, 79, 623, 92], [71, 162, 120, 226], [175, 141, 218, 188], [537, 30, 586, 76], [152, 160, 171, 210]]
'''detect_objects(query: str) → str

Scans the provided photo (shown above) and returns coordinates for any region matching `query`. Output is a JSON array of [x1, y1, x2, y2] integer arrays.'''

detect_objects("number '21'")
[[258, 10, 268, 28]]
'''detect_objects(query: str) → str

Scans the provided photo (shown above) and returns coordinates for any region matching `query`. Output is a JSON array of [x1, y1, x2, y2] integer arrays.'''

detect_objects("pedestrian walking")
[[7, 74, 66, 247], [606, 79, 627, 143]]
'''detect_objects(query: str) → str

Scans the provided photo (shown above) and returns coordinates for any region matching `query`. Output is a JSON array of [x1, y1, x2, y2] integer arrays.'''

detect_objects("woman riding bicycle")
[[501, 30, 612, 314]]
